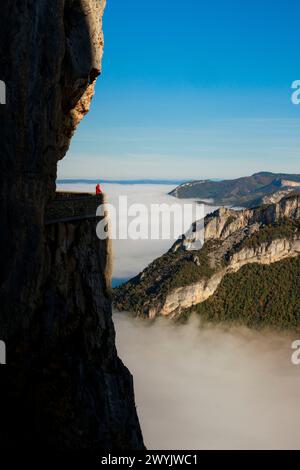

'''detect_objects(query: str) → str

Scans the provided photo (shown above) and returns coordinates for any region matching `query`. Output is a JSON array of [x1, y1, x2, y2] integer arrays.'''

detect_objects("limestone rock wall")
[[204, 194, 300, 242], [159, 237, 300, 318]]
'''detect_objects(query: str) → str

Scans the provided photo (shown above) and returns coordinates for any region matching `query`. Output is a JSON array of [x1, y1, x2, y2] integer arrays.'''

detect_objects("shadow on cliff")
[[0, 0, 144, 450]]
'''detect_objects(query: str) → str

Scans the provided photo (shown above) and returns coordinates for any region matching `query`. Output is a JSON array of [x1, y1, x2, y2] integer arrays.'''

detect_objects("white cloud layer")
[[115, 313, 300, 450]]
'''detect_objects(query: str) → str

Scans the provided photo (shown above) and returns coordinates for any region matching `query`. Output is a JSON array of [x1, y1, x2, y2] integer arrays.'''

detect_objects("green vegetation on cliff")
[[191, 256, 300, 329], [240, 219, 300, 250], [224, 219, 300, 261]]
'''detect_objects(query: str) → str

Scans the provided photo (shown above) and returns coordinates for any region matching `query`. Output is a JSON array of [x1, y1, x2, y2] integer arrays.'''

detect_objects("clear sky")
[[58, 0, 300, 180]]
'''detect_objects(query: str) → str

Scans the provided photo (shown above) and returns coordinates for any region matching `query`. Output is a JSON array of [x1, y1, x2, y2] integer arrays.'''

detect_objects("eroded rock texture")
[[0, 0, 144, 449], [114, 194, 300, 319]]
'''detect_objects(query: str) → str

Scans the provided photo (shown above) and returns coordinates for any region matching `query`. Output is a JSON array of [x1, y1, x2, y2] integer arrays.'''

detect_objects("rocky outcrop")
[[171, 193, 300, 252], [200, 193, 300, 243], [114, 195, 300, 319], [281, 179, 300, 188], [0, 1, 144, 449], [262, 189, 294, 205], [159, 237, 300, 318]]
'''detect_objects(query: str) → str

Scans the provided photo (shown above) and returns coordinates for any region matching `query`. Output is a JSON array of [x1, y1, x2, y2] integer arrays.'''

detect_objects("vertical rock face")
[[0, 0, 144, 449]]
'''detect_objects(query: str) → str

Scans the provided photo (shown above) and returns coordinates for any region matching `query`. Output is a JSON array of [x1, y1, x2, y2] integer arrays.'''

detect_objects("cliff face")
[[202, 193, 300, 242], [0, 1, 144, 449], [114, 195, 300, 320], [159, 237, 300, 318], [171, 193, 300, 252]]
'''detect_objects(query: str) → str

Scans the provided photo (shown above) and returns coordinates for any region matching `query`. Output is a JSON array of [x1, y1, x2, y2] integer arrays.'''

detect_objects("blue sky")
[[58, 0, 300, 180]]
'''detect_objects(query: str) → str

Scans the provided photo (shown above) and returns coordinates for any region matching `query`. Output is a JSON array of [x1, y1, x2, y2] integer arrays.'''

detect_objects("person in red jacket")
[[96, 183, 102, 195]]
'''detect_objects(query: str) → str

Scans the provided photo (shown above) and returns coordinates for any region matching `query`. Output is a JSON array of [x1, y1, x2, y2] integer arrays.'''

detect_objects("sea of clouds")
[[115, 313, 300, 450]]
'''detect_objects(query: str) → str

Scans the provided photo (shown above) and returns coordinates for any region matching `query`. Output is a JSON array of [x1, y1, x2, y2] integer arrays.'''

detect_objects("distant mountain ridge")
[[169, 172, 300, 208]]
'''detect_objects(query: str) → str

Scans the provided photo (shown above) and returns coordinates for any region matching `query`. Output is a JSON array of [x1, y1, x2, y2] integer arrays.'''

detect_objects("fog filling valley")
[[58, 182, 300, 449], [115, 313, 300, 449]]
